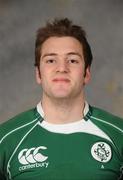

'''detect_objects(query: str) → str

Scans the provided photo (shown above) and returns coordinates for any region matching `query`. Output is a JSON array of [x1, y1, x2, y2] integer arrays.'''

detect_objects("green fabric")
[[0, 106, 123, 180]]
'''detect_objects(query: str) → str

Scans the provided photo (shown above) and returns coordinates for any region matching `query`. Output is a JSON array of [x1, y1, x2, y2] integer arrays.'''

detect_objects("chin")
[[51, 92, 72, 99], [53, 94, 70, 98]]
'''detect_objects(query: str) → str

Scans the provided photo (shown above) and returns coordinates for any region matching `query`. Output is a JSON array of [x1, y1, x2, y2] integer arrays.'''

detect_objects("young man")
[[0, 18, 123, 180]]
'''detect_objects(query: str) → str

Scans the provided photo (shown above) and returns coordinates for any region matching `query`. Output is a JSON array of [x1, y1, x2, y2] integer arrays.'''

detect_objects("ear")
[[35, 67, 41, 84], [83, 67, 91, 85]]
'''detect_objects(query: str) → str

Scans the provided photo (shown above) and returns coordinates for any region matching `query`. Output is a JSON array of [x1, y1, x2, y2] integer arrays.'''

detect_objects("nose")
[[56, 60, 69, 73]]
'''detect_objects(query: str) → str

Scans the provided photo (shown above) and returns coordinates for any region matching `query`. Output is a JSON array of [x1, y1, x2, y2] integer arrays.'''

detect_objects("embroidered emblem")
[[18, 146, 49, 171], [91, 142, 112, 163], [18, 146, 48, 165]]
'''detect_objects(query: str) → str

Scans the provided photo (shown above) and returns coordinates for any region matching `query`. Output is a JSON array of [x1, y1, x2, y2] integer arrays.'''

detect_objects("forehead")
[[41, 36, 83, 55]]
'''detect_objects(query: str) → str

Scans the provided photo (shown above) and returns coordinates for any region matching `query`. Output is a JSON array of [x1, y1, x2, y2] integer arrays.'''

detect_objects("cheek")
[[76, 68, 85, 80], [40, 70, 51, 84]]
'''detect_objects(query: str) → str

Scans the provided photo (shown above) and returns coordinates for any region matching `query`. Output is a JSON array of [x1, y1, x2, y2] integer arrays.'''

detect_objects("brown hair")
[[35, 18, 93, 70]]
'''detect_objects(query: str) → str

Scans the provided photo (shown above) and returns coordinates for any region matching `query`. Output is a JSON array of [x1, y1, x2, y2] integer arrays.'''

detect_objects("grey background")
[[0, 0, 123, 123]]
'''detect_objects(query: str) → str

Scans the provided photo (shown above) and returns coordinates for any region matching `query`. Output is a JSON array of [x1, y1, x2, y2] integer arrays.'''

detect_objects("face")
[[36, 36, 90, 100]]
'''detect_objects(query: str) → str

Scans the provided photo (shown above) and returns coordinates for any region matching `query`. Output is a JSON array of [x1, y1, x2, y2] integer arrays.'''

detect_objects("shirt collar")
[[37, 101, 89, 119]]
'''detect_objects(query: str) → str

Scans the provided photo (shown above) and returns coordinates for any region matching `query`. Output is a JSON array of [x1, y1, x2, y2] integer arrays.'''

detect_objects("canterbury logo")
[[18, 146, 48, 165]]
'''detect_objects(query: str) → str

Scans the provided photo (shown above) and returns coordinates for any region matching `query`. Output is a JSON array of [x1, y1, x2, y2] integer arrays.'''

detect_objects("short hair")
[[35, 18, 93, 70]]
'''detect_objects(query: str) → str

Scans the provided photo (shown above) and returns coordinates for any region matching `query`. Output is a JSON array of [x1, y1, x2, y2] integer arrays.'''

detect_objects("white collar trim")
[[36, 102, 114, 143], [36, 101, 89, 134]]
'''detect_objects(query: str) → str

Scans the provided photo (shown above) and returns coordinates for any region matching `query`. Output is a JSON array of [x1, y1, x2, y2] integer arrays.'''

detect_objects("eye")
[[68, 59, 79, 64], [46, 59, 56, 63]]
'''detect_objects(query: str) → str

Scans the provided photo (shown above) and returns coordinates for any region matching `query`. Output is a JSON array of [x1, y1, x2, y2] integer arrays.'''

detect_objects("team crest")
[[91, 142, 112, 163]]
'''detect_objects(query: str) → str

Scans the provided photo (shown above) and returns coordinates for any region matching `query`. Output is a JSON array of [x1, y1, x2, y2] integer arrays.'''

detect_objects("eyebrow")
[[42, 53, 57, 59], [41, 52, 82, 59], [67, 52, 82, 58]]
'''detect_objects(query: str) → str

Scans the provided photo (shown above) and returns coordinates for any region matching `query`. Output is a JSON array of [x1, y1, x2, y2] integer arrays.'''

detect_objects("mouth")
[[52, 78, 70, 83]]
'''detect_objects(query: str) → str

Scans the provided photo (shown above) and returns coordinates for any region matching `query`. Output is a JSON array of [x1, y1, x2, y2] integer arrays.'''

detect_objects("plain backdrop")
[[0, 0, 123, 123]]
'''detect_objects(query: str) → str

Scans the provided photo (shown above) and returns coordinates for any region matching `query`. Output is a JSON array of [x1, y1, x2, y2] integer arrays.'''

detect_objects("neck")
[[41, 94, 85, 124]]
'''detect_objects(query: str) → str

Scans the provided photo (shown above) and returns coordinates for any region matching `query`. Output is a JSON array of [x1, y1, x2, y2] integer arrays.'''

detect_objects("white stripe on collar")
[[36, 101, 113, 143]]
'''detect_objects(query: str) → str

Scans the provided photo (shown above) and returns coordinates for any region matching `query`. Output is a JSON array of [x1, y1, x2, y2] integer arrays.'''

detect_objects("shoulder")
[[0, 108, 40, 143], [90, 106, 123, 132], [90, 106, 123, 161]]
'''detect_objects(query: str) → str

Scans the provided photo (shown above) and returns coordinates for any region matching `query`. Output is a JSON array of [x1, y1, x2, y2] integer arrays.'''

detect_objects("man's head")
[[35, 18, 93, 71]]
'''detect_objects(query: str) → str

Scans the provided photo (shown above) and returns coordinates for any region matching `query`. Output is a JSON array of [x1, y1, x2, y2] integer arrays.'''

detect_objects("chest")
[[7, 127, 121, 180]]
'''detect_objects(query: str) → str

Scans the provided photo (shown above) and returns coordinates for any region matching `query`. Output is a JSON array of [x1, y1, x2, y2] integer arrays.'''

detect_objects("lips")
[[52, 78, 70, 82]]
